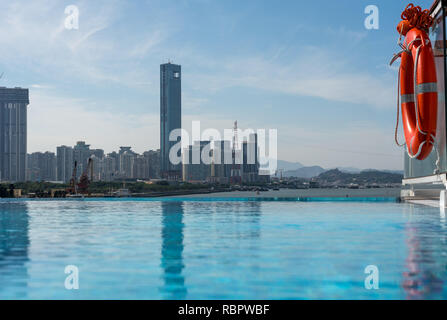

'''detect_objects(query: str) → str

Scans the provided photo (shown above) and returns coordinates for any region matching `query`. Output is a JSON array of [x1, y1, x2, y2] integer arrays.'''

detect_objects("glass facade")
[[404, 1, 447, 179], [160, 63, 182, 179], [0, 88, 29, 182]]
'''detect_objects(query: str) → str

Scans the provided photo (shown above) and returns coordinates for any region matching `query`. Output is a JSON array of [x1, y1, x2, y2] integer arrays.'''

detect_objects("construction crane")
[[230, 121, 242, 185], [66, 158, 93, 196], [77, 158, 93, 194], [67, 161, 78, 194]]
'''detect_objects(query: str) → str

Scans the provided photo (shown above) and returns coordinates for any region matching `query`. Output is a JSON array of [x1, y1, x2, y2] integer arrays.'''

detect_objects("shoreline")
[[164, 187, 401, 199], [1, 187, 402, 200]]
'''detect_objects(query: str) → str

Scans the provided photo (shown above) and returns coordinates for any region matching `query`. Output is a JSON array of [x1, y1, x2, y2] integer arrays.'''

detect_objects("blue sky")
[[0, 0, 435, 169]]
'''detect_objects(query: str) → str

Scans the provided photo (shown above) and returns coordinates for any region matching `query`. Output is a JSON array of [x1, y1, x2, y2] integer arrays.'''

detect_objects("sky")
[[0, 0, 436, 170]]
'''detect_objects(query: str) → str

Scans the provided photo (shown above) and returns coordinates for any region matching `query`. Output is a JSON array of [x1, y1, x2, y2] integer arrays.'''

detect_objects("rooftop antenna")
[[0, 72, 3, 80]]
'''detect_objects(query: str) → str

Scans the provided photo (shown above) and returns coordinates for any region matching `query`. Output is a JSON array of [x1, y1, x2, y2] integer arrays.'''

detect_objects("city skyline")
[[25, 141, 162, 183], [0, 0, 432, 170]]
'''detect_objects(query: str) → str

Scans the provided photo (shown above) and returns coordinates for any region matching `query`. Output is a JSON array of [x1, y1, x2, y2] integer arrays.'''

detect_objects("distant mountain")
[[332, 167, 362, 173], [283, 166, 326, 178], [328, 167, 403, 174], [276, 160, 304, 172], [362, 169, 404, 175], [315, 169, 403, 184], [277, 160, 403, 177]]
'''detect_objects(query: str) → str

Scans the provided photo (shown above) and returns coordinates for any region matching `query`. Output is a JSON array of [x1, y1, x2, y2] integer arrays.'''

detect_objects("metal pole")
[[443, 0, 447, 171]]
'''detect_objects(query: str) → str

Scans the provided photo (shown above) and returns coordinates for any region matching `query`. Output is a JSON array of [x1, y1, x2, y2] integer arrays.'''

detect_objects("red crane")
[[77, 158, 93, 194]]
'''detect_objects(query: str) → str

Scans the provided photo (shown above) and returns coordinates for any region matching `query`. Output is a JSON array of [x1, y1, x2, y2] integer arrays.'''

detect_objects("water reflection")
[[244, 201, 261, 240], [0, 201, 29, 295], [160, 201, 187, 299], [402, 204, 447, 299]]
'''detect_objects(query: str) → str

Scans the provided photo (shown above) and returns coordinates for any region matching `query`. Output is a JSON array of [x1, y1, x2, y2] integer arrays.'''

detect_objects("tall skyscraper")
[[56, 145, 74, 182], [160, 62, 181, 180], [0, 87, 29, 182]]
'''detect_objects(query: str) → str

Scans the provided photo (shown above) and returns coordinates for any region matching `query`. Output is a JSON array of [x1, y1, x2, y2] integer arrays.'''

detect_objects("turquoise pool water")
[[1, 198, 447, 300]]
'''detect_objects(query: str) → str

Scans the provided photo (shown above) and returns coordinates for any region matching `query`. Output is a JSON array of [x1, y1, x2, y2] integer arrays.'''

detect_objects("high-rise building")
[[211, 140, 232, 184], [0, 87, 29, 182], [183, 141, 211, 182], [102, 155, 117, 181], [90, 149, 104, 159], [107, 151, 120, 173], [73, 141, 91, 177], [242, 133, 260, 183], [160, 62, 182, 180], [143, 149, 160, 179], [26, 152, 56, 182], [133, 155, 148, 180], [56, 145, 74, 182], [120, 150, 135, 179]]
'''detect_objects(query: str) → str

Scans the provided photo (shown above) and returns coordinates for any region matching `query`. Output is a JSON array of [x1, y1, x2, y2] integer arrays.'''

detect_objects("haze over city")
[[0, 0, 433, 170]]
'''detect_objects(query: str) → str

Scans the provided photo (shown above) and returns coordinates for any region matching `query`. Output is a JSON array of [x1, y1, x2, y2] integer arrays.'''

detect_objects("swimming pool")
[[1, 198, 446, 299]]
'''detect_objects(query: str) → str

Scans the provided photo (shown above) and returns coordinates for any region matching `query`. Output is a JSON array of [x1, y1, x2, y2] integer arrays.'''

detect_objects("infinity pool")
[[1, 199, 447, 299]]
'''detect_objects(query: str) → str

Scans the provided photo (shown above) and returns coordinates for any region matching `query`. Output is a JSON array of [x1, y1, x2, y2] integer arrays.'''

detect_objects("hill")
[[277, 160, 304, 171], [315, 169, 403, 185], [283, 166, 326, 178]]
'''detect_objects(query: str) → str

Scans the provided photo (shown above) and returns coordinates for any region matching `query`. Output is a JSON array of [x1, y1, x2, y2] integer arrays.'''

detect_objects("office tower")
[[160, 62, 181, 180], [56, 145, 74, 182], [0, 87, 29, 182]]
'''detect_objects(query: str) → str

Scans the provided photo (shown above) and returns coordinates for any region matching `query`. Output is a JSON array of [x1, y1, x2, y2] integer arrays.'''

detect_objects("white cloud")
[[129, 30, 166, 58], [30, 84, 53, 89], [187, 48, 395, 109], [0, 0, 154, 88]]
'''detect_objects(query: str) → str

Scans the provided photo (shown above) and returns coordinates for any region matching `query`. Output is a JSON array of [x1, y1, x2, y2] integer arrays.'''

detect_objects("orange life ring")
[[399, 27, 437, 160]]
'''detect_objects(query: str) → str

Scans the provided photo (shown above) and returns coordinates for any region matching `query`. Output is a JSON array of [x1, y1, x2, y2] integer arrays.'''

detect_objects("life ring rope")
[[395, 67, 405, 147]]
